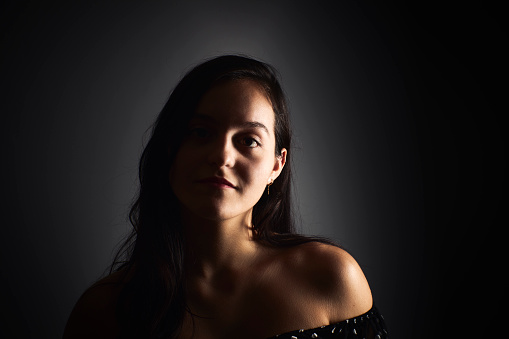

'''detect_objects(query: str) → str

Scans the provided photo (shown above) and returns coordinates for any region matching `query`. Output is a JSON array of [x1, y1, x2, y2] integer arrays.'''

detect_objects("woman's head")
[[169, 78, 287, 224], [136, 55, 294, 240]]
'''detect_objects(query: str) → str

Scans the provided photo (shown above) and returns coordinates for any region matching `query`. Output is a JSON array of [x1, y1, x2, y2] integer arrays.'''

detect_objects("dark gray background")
[[1, 1, 503, 338]]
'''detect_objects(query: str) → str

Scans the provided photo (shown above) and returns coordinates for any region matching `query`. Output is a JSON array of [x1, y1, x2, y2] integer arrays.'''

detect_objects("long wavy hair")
[[110, 55, 334, 338]]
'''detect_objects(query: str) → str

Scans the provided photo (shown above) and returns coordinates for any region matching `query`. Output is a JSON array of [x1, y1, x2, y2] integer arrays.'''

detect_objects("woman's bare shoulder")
[[63, 269, 129, 338], [284, 241, 373, 322]]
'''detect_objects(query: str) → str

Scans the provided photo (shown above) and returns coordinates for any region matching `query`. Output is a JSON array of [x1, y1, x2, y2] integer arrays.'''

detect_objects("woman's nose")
[[207, 136, 235, 168]]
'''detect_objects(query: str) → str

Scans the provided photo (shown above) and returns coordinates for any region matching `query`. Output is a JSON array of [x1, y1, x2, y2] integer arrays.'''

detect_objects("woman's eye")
[[189, 127, 209, 138], [240, 137, 260, 148]]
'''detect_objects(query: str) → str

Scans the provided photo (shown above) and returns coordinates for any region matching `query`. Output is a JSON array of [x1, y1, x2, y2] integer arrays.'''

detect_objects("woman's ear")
[[271, 148, 287, 180]]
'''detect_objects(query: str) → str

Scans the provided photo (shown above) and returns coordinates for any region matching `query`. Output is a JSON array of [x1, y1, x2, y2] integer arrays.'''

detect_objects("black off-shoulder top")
[[267, 306, 388, 339]]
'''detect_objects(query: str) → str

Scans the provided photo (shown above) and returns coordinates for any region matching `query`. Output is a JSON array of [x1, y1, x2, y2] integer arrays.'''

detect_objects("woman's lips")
[[196, 177, 237, 189]]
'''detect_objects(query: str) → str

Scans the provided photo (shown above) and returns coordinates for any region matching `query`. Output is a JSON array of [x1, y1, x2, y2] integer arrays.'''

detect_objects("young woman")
[[63, 55, 388, 339]]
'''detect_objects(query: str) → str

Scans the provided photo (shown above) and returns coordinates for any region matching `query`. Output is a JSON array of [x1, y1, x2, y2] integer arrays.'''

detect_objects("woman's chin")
[[182, 202, 244, 222]]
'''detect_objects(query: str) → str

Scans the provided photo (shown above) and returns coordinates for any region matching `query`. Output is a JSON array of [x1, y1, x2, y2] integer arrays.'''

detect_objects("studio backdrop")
[[1, 1, 502, 338]]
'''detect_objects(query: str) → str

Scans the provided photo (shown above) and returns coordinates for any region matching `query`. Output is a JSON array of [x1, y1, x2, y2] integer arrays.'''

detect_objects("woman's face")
[[169, 79, 286, 223]]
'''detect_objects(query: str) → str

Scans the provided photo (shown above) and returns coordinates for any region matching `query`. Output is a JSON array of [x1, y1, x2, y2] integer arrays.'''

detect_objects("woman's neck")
[[181, 208, 259, 280]]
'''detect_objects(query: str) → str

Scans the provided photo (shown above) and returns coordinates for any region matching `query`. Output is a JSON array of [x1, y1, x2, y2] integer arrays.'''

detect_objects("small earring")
[[267, 179, 274, 195]]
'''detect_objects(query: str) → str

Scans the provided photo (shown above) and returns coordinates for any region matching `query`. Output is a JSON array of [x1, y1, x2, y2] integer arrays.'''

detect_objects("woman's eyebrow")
[[239, 121, 269, 135], [192, 114, 269, 135], [190, 114, 215, 123]]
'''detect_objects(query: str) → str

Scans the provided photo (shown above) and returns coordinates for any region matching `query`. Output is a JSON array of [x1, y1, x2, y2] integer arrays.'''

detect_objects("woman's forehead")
[[194, 79, 275, 129]]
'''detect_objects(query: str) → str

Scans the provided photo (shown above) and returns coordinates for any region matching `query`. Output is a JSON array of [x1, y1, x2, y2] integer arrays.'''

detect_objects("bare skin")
[[179, 233, 372, 338], [64, 241, 372, 339], [63, 79, 372, 338]]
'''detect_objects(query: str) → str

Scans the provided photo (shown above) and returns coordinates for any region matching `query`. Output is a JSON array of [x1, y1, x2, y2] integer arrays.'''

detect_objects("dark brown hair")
[[110, 55, 334, 338]]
